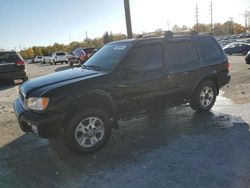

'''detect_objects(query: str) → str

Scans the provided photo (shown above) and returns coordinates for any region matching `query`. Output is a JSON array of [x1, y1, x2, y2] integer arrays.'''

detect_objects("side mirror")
[[125, 64, 140, 74]]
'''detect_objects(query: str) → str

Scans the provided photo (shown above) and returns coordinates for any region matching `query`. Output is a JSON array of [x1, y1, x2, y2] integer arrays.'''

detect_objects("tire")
[[190, 80, 217, 112], [69, 62, 73, 67], [22, 76, 28, 83], [242, 51, 248, 56], [64, 109, 112, 154]]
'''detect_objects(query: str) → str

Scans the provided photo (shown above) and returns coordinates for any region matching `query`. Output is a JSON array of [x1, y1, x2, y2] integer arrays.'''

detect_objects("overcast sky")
[[0, 0, 249, 50]]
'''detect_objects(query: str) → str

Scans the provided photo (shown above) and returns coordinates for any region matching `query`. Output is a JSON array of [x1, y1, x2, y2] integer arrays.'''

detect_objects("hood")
[[21, 67, 106, 96]]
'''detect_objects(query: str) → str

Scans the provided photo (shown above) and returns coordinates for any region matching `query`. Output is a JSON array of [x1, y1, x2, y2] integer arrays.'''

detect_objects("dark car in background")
[[223, 43, 250, 55], [0, 51, 28, 83], [245, 50, 250, 64], [68, 48, 97, 66]]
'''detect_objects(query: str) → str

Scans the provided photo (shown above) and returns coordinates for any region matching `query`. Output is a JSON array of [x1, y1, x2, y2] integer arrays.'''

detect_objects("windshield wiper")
[[82, 65, 102, 71]]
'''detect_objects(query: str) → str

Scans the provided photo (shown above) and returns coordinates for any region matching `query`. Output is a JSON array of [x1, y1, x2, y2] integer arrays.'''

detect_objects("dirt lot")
[[223, 56, 250, 104], [0, 56, 250, 188]]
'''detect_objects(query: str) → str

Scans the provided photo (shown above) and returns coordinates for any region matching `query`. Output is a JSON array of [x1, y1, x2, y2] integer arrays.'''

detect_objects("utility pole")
[[195, 4, 199, 32], [167, 20, 170, 31], [243, 10, 249, 33], [85, 31, 88, 40], [229, 17, 234, 34], [209, 1, 213, 33], [124, 0, 133, 39], [19, 41, 22, 51]]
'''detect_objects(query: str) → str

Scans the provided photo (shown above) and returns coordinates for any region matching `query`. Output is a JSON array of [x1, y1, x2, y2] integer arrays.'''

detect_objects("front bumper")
[[13, 98, 66, 138]]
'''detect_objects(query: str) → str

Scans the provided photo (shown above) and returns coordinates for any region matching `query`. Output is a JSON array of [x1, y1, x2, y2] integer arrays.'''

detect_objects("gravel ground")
[[0, 56, 250, 188]]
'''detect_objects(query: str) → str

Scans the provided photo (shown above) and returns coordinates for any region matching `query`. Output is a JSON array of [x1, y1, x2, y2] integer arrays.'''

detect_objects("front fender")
[[68, 89, 118, 121]]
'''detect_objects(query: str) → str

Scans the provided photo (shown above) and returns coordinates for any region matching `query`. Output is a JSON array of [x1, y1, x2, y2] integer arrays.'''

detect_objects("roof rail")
[[137, 30, 199, 39]]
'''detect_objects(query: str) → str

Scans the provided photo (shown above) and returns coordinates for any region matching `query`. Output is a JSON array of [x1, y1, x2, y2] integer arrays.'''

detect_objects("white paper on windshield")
[[113, 46, 127, 50]]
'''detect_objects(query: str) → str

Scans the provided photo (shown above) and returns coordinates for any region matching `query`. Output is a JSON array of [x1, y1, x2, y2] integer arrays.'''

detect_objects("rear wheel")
[[64, 109, 112, 154], [190, 80, 217, 112], [242, 51, 248, 55], [21, 76, 28, 83]]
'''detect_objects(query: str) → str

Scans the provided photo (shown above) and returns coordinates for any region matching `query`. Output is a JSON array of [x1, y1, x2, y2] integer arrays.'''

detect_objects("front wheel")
[[190, 80, 217, 112], [64, 109, 112, 154]]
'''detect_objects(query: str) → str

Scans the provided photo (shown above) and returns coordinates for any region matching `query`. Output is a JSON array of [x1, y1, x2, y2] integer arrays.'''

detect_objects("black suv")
[[14, 32, 230, 154], [0, 51, 28, 82]]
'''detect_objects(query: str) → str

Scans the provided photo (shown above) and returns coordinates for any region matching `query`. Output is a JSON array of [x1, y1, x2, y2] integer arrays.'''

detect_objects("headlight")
[[27, 97, 49, 111]]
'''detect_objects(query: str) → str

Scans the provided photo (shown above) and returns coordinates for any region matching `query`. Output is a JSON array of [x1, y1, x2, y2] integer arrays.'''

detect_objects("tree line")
[[20, 32, 127, 59], [20, 21, 248, 59], [172, 21, 247, 35]]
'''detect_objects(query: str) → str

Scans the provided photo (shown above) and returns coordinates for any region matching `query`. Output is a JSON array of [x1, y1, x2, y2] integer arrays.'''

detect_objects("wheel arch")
[[192, 72, 219, 97], [64, 89, 118, 130]]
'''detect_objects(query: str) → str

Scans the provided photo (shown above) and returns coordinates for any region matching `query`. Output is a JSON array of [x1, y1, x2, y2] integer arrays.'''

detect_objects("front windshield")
[[83, 42, 132, 71]]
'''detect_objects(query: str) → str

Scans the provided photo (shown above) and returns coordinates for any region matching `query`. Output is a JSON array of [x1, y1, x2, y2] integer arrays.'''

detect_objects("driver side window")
[[128, 44, 164, 72]]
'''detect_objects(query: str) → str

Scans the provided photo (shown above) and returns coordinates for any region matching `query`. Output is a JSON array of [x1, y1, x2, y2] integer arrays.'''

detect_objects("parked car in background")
[[43, 56, 52, 64], [51, 52, 68, 65], [34, 56, 43, 64], [68, 48, 97, 66], [0, 51, 28, 82], [14, 32, 230, 154], [223, 43, 250, 55], [245, 50, 250, 64], [25, 59, 34, 64]]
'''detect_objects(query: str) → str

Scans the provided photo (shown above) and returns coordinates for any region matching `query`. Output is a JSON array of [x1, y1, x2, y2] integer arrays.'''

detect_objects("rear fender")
[[191, 71, 219, 96]]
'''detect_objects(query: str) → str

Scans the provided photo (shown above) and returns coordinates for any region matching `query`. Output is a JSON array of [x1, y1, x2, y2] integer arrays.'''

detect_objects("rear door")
[[0, 52, 21, 73], [165, 40, 201, 101]]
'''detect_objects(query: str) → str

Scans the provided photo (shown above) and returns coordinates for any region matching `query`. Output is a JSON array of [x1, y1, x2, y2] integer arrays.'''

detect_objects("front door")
[[115, 42, 166, 115]]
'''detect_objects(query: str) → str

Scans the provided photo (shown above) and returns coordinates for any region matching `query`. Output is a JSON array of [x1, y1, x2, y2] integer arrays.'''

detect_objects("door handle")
[[117, 84, 128, 88]]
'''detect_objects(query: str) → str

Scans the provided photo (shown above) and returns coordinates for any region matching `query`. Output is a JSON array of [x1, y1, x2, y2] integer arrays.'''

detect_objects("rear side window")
[[0, 52, 19, 64], [167, 41, 199, 72], [56, 53, 66, 56], [195, 37, 222, 58], [129, 44, 164, 71]]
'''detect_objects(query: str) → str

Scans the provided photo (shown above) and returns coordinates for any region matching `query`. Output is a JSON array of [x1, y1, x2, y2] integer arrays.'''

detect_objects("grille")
[[19, 90, 25, 105]]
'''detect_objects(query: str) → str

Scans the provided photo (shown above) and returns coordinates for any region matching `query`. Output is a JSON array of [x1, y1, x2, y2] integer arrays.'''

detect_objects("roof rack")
[[137, 30, 199, 39]]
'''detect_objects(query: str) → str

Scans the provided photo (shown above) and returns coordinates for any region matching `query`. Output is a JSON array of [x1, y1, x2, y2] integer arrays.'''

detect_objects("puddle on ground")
[[213, 91, 249, 128]]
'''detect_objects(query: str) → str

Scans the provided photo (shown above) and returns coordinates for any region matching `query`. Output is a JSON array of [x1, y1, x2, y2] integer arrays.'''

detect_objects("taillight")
[[16, 60, 25, 66], [227, 62, 231, 71]]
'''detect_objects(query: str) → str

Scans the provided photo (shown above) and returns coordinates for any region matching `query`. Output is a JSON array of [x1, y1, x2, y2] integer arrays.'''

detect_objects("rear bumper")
[[218, 75, 231, 88], [0, 70, 27, 80], [13, 98, 66, 138]]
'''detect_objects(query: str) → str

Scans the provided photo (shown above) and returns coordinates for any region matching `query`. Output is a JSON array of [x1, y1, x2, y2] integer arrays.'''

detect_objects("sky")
[[0, 0, 249, 50]]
